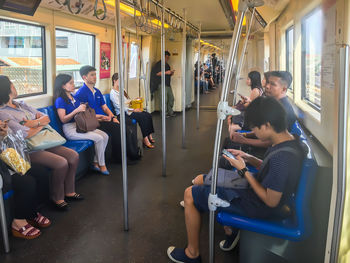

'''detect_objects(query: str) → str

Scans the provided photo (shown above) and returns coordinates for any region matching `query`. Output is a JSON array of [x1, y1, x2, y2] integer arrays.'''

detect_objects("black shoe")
[[52, 201, 69, 211], [65, 193, 84, 201], [219, 230, 240, 251]]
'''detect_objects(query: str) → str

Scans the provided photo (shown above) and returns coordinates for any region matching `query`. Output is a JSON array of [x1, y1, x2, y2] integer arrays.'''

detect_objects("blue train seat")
[[103, 94, 115, 114], [216, 127, 317, 242], [37, 106, 93, 153]]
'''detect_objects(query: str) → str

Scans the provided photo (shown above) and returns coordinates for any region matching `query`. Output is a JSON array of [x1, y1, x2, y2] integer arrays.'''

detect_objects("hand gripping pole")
[[208, 1, 264, 263]]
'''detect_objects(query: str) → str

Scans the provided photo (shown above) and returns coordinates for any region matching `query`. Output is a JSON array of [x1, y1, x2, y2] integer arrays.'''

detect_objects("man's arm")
[[230, 132, 272, 148], [101, 104, 119, 123], [223, 154, 282, 207], [245, 172, 282, 207]]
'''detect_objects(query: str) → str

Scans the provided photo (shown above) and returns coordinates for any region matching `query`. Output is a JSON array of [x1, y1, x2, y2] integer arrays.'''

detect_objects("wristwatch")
[[238, 167, 248, 178]]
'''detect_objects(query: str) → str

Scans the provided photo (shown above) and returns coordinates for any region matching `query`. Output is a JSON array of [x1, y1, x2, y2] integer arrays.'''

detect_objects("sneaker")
[[219, 230, 240, 251], [169, 112, 176, 117], [180, 200, 184, 208], [167, 246, 202, 263]]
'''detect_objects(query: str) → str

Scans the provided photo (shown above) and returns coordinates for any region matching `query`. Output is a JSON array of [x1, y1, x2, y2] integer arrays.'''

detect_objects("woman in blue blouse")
[[54, 74, 109, 175]]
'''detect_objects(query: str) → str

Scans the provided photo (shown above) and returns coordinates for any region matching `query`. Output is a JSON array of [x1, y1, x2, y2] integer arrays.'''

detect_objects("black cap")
[[79, 65, 96, 78], [165, 51, 171, 56]]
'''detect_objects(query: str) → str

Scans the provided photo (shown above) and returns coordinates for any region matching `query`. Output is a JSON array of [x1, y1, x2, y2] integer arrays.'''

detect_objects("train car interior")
[[0, 0, 349, 262]]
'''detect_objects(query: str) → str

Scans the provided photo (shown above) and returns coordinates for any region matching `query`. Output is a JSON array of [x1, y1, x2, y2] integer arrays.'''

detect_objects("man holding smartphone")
[[167, 97, 305, 263], [151, 51, 176, 118]]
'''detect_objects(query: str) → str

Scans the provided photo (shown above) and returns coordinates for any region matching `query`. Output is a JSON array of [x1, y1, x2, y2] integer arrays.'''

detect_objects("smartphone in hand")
[[222, 149, 236, 160]]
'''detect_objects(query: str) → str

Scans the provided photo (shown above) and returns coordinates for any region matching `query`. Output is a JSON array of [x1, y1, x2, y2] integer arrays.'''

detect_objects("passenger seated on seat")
[[228, 71, 263, 128], [75, 66, 124, 162], [167, 96, 305, 263], [194, 63, 209, 94], [0, 76, 83, 211], [110, 73, 155, 149], [0, 121, 51, 240], [228, 71, 297, 149], [54, 74, 110, 175]]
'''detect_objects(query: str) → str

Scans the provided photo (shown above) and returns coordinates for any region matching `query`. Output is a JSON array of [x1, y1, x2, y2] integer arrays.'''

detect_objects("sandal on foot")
[[65, 193, 84, 201], [149, 137, 155, 143], [12, 224, 41, 240], [28, 213, 51, 228], [52, 201, 69, 211]]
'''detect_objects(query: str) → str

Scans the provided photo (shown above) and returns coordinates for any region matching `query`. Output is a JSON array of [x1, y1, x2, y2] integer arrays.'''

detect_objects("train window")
[[0, 19, 46, 97], [285, 26, 294, 92], [129, 43, 138, 79], [55, 29, 95, 87], [301, 8, 323, 111]]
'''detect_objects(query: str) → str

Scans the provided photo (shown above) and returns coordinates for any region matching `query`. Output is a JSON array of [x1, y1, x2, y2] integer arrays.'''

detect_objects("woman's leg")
[[11, 174, 41, 237], [46, 146, 79, 197], [63, 123, 108, 167], [30, 150, 69, 203], [130, 112, 154, 138]]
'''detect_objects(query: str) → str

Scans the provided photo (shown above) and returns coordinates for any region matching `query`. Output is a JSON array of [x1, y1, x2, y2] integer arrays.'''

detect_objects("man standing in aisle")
[[151, 51, 176, 118]]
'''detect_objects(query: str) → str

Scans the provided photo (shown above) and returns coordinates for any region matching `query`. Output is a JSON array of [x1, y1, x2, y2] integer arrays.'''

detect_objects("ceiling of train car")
[[165, 0, 230, 31]]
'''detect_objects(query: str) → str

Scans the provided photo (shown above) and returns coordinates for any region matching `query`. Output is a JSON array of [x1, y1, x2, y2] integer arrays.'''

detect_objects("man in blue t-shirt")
[[167, 96, 305, 263], [75, 66, 123, 162]]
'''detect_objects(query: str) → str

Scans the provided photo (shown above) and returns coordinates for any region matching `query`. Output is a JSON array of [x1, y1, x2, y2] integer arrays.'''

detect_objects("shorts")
[[191, 184, 246, 216]]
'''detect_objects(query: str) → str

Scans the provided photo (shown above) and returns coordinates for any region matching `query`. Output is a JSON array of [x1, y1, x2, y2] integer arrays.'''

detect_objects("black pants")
[[130, 112, 154, 138], [99, 121, 122, 162], [12, 164, 49, 219]]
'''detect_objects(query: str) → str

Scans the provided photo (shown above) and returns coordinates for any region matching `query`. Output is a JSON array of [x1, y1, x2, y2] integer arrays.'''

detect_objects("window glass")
[[56, 29, 95, 87], [301, 8, 323, 110], [286, 26, 294, 92], [129, 43, 138, 79], [0, 20, 46, 97]]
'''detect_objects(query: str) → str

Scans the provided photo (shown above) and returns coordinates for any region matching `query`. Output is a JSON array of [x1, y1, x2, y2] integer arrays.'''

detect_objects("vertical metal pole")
[[233, 9, 255, 105], [161, 1, 166, 177], [0, 187, 10, 253], [115, 0, 128, 231], [182, 9, 187, 148], [196, 23, 201, 129], [330, 45, 349, 263], [209, 6, 248, 263]]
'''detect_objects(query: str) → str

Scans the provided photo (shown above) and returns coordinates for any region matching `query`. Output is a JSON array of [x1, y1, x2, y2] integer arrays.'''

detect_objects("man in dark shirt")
[[167, 96, 305, 263], [150, 51, 175, 117], [229, 71, 297, 148]]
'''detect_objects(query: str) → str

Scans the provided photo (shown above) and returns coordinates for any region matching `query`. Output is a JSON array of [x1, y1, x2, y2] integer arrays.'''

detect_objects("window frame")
[[0, 18, 47, 98], [55, 28, 96, 68], [285, 25, 294, 93], [301, 7, 322, 112]]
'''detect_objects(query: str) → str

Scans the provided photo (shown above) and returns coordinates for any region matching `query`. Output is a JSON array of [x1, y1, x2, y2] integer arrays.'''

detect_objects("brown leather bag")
[[74, 104, 100, 133]]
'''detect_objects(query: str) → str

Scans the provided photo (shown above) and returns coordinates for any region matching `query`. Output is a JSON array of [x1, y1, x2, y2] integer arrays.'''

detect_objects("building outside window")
[[286, 26, 294, 92], [301, 8, 323, 110], [129, 43, 138, 79], [0, 19, 46, 97], [56, 29, 95, 87]]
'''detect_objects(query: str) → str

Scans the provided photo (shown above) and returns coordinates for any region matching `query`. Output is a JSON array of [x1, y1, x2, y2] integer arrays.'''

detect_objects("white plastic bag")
[[0, 130, 31, 175]]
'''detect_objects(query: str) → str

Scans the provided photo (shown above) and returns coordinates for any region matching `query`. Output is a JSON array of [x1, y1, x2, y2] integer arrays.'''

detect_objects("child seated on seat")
[[167, 96, 305, 263]]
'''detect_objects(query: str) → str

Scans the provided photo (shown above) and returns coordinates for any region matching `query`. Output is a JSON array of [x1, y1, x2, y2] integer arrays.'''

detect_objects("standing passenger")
[[54, 74, 110, 175], [151, 51, 176, 118]]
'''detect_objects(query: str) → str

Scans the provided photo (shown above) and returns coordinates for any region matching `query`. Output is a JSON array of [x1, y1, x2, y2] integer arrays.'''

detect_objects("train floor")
[[0, 86, 240, 263]]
